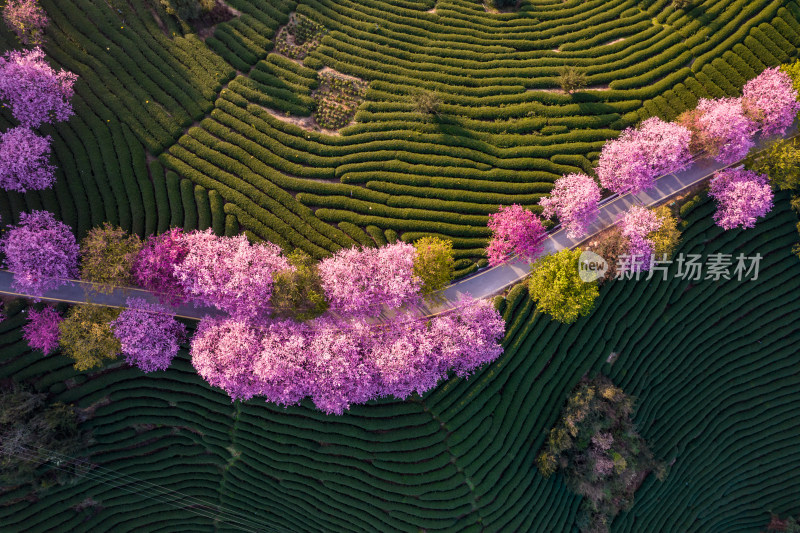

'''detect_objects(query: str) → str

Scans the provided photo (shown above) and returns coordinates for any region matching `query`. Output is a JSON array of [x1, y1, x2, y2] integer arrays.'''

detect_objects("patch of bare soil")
[[604, 37, 625, 46], [262, 108, 343, 136]]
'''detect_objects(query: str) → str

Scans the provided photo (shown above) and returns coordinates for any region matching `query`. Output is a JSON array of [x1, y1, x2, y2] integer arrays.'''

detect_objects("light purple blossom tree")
[[685, 98, 758, 165], [617, 206, 662, 271], [190, 315, 265, 402], [742, 67, 800, 136], [2, 0, 48, 46], [539, 173, 601, 239], [1, 210, 79, 297], [709, 168, 774, 230], [189, 297, 506, 415], [0, 47, 76, 128], [486, 204, 547, 266], [174, 230, 291, 318], [0, 126, 55, 192], [317, 242, 422, 316], [111, 298, 186, 373], [597, 117, 692, 194], [23, 305, 62, 355]]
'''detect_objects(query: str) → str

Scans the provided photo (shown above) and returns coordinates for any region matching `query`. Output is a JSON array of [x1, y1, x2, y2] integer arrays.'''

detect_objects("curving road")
[[0, 125, 794, 321]]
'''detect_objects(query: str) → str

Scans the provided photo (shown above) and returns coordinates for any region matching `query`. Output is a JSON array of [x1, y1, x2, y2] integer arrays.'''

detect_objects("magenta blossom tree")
[[254, 320, 313, 407], [539, 173, 601, 239], [23, 305, 62, 354], [3, 0, 47, 46], [0, 47, 77, 128], [317, 242, 422, 316], [597, 117, 692, 194], [709, 168, 774, 230], [486, 204, 547, 266], [695, 98, 757, 164], [1, 210, 79, 296], [174, 230, 291, 318], [111, 298, 186, 373], [190, 315, 265, 402], [132, 228, 189, 306], [0, 126, 55, 192], [742, 67, 800, 136], [617, 206, 662, 271]]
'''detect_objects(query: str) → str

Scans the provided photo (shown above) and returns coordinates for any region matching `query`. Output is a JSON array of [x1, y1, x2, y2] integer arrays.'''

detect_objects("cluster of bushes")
[[537, 376, 665, 533]]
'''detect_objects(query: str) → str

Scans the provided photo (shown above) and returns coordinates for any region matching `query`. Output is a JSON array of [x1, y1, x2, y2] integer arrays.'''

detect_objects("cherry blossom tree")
[[190, 298, 506, 415], [3, 0, 47, 46], [190, 315, 265, 402], [132, 228, 189, 306], [0, 126, 55, 192], [111, 298, 186, 373], [1, 210, 79, 297], [597, 117, 692, 194], [539, 173, 601, 239], [0, 48, 76, 128], [317, 242, 422, 316], [679, 98, 757, 165], [742, 67, 800, 136], [709, 168, 774, 230], [617, 206, 662, 271], [174, 230, 291, 318], [486, 204, 547, 266], [23, 305, 62, 355]]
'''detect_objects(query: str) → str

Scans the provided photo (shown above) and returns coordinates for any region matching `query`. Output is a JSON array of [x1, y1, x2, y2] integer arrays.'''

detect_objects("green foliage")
[[528, 249, 598, 323], [0, 382, 90, 492], [558, 67, 588, 94], [537, 376, 665, 533], [269, 250, 329, 321], [671, 0, 693, 9], [412, 90, 442, 117], [79, 223, 143, 294], [649, 206, 682, 259], [413, 237, 455, 295], [159, 0, 215, 21], [58, 305, 121, 372], [745, 138, 800, 191]]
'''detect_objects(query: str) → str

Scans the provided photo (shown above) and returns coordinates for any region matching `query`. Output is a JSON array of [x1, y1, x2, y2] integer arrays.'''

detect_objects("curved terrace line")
[[0, 125, 794, 321]]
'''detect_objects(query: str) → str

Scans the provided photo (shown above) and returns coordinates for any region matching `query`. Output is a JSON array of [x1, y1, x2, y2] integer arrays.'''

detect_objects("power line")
[[7, 443, 281, 533]]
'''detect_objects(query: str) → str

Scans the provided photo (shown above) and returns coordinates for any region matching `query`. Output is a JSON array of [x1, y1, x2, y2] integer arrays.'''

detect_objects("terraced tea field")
[[1, 191, 798, 531], [2, 0, 800, 275]]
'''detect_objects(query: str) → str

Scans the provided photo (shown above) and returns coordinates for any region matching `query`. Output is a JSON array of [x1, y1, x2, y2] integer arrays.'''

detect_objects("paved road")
[[0, 125, 794, 321]]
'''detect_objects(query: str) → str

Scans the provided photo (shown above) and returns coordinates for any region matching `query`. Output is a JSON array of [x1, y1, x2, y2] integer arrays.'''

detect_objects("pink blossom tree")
[[742, 67, 800, 136], [597, 117, 692, 194], [190, 315, 265, 402], [0, 126, 55, 192], [0, 47, 77, 128], [539, 173, 601, 239], [132, 228, 189, 306], [679, 98, 757, 165], [111, 298, 186, 373], [317, 242, 422, 316], [486, 204, 547, 266], [189, 297, 506, 415], [1, 210, 79, 296], [3, 0, 47, 46], [709, 168, 774, 230], [174, 230, 291, 318], [617, 206, 662, 271], [23, 305, 62, 354]]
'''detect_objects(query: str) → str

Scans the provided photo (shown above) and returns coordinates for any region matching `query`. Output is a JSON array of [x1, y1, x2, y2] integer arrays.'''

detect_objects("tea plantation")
[[2, 0, 800, 530], [1, 190, 799, 531]]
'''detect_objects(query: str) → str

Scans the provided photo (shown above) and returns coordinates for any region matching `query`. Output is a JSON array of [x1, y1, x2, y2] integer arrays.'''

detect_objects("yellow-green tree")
[[648, 206, 681, 260], [269, 249, 329, 321], [79, 223, 142, 294], [745, 138, 800, 191], [413, 237, 455, 295], [58, 305, 121, 371], [528, 249, 598, 323]]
